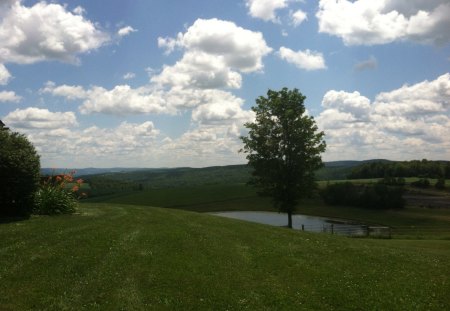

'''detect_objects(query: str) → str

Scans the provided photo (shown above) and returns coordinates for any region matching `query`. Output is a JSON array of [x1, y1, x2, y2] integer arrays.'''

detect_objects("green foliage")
[[435, 178, 446, 190], [321, 182, 405, 209], [0, 129, 40, 217], [34, 174, 83, 215], [349, 159, 448, 179], [411, 178, 431, 189], [380, 176, 406, 186], [241, 88, 326, 227], [84, 165, 251, 196]]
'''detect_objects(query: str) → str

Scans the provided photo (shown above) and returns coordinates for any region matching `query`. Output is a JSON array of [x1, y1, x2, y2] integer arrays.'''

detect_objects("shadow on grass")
[[0, 215, 30, 224]]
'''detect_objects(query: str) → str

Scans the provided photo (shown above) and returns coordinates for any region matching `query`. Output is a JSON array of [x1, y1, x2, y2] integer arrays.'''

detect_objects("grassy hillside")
[[1, 203, 449, 310], [84, 183, 450, 239]]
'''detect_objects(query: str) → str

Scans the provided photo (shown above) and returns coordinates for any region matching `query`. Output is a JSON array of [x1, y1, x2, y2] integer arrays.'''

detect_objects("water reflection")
[[212, 211, 367, 236]]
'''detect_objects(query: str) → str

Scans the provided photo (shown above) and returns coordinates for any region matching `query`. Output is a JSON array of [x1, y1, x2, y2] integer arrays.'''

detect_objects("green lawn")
[[1, 203, 449, 310], [84, 183, 450, 239]]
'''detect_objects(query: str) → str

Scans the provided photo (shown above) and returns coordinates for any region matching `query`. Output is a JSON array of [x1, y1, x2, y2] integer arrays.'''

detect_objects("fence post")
[[302, 224, 304, 231], [331, 224, 334, 235], [389, 227, 392, 239]]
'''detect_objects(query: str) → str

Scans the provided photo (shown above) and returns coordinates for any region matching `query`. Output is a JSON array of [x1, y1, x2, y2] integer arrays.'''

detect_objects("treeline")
[[321, 178, 405, 210], [348, 160, 450, 179]]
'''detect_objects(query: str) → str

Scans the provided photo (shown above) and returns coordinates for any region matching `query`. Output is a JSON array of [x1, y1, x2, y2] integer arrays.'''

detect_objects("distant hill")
[[41, 160, 382, 184], [40, 167, 158, 177]]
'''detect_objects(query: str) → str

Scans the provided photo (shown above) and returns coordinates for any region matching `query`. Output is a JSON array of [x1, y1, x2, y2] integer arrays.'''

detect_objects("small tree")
[[241, 88, 326, 228], [0, 129, 40, 217]]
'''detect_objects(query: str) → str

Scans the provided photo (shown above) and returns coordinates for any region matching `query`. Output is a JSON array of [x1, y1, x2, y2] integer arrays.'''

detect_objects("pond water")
[[211, 211, 367, 236]]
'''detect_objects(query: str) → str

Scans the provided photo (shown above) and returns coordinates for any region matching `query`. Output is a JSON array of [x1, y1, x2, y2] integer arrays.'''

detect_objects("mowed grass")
[[1, 203, 449, 310], [85, 183, 450, 239]]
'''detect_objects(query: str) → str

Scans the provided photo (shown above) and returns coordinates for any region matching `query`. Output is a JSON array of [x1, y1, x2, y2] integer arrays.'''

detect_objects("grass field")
[[1, 203, 449, 310], [84, 183, 450, 239]]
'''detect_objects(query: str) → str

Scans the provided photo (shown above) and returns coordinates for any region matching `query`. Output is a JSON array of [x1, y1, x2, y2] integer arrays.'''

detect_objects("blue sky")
[[1, 0, 450, 168]]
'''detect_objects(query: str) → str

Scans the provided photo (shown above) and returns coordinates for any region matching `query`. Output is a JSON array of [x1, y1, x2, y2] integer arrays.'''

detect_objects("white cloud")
[[0, 90, 21, 102], [42, 82, 170, 115], [3, 107, 78, 129], [317, 73, 450, 160], [117, 26, 137, 37], [278, 47, 326, 71], [14, 121, 161, 167], [0, 1, 109, 65], [41, 81, 87, 100], [0, 63, 11, 85], [322, 90, 370, 120], [354, 56, 377, 71], [72, 6, 85, 15], [123, 72, 136, 80], [158, 124, 247, 167], [156, 18, 272, 90], [153, 52, 242, 89], [79, 85, 171, 115], [192, 96, 254, 125], [291, 9, 307, 26], [245, 0, 288, 22], [316, 0, 450, 46]]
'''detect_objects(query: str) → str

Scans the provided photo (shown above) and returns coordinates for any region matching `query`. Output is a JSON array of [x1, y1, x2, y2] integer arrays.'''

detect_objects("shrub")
[[34, 172, 84, 215], [0, 129, 40, 217]]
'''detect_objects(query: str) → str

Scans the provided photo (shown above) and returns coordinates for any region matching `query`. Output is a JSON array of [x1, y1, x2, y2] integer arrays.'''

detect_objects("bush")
[[34, 173, 84, 215], [0, 129, 40, 217]]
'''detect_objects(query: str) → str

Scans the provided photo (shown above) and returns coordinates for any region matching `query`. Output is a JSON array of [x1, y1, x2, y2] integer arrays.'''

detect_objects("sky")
[[1, 0, 450, 168]]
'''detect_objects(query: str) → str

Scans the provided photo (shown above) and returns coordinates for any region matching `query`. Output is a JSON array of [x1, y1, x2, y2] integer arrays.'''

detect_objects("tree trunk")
[[287, 210, 293, 229]]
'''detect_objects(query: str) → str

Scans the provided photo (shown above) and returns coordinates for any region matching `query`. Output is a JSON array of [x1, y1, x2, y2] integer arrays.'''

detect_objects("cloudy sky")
[[1, 0, 450, 168]]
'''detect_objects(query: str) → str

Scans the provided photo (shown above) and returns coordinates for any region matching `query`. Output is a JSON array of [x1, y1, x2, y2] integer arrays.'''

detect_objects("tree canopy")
[[0, 129, 40, 217], [241, 88, 326, 228]]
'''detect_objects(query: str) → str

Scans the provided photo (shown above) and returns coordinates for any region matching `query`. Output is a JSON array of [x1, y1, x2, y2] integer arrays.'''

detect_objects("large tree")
[[0, 128, 40, 217], [241, 88, 326, 228]]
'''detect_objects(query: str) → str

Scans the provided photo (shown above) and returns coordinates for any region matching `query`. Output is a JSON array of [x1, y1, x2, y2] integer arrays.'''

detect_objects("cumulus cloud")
[[278, 47, 326, 71], [43, 80, 253, 117], [245, 0, 288, 22], [192, 96, 254, 125], [322, 90, 371, 120], [41, 81, 87, 100], [42, 82, 171, 115], [155, 18, 271, 90], [316, 73, 450, 160], [158, 123, 247, 167], [3, 107, 78, 129], [0, 90, 21, 102], [0, 63, 11, 85], [117, 26, 137, 37], [154, 52, 242, 89], [12, 120, 161, 167], [316, 0, 450, 46], [0, 1, 109, 65]]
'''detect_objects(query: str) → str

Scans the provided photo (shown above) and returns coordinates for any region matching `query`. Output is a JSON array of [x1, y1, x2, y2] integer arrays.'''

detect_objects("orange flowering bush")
[[34, 171, 86, 215]]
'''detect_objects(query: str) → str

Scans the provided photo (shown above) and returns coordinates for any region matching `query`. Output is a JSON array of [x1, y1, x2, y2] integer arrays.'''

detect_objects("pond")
[[211, 211, 367, 236]]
